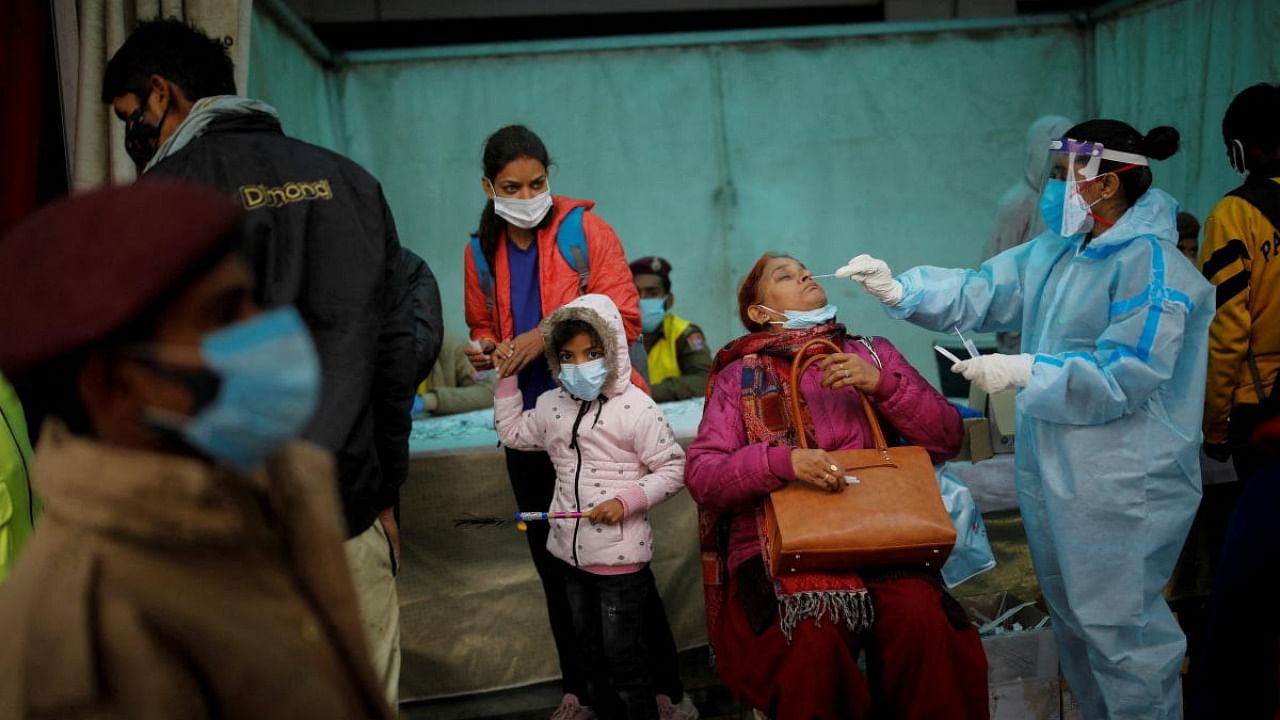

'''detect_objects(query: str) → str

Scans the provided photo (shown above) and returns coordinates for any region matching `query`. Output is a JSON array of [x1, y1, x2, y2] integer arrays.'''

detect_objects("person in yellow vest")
[[1201, 83, 1280, 482], [630, 256, 711, 403], [0, 373, 37, 586]]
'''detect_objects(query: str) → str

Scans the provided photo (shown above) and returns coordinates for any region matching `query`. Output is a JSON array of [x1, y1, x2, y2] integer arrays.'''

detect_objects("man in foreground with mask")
[[102, 20, 420, 703], [629, 256, 711, 402], [0, 182, 394, 719]]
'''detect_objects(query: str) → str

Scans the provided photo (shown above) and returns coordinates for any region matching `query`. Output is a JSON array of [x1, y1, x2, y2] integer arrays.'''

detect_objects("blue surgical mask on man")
[[756, 303, 838, 330], [640, 298, 667, 334], [559, 358, 609, 401], [142, 307, 321, 472]]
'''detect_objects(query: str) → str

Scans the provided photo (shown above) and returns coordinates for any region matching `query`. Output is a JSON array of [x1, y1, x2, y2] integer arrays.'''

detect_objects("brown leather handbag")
[[762, 338, 956, 577]]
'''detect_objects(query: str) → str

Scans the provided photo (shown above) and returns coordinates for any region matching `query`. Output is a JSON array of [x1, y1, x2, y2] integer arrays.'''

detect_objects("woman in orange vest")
[[464, 126, 702, 720]]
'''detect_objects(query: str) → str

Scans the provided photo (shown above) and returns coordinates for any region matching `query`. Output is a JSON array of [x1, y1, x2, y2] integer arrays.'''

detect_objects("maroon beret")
[[629, 256, 672, 277], [0, 180, 242, 377]]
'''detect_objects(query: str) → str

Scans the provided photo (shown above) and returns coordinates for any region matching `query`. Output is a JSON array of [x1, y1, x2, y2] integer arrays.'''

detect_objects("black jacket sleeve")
[[401, 248, 444, 384], [371, 192, 417, 512]]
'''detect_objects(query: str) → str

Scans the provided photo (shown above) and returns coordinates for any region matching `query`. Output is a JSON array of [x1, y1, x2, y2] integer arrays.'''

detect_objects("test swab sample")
[[934, 345, 964, 365], [953, 327, 980, 358]]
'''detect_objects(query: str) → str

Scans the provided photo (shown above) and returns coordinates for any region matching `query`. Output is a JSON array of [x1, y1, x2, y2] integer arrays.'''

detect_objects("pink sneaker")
[[656, 694, 700, 720], [550, 694, 598, 720]]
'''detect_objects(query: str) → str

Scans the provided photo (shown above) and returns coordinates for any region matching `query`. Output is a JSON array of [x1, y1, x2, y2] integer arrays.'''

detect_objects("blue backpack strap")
[[469, 235, 495, 310], [556, 206, 590, 295]]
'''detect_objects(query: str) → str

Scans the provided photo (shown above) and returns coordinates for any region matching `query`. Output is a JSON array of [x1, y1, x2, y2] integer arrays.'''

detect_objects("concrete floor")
[[402, 645, 752, 720], [403, 510, 1038, 720]]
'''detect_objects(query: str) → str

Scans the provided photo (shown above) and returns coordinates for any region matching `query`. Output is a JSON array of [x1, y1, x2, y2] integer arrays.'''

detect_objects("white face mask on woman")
[[487, 179, 553, 229]]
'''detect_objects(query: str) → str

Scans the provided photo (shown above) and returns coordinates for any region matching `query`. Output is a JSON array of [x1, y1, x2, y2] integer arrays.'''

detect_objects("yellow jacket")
[[0, 374, 36, 586], [1200, 175, 1280, 444], [645, 313, 711, 402]]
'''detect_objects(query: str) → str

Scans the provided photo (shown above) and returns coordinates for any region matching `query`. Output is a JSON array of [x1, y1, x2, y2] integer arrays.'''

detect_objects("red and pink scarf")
[[700, 323, 872, 643]]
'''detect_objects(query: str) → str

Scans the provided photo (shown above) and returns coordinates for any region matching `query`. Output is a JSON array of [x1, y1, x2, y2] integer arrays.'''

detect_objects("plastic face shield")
[[1048, 138, 1149, 182], [1047, 139, 1149, 235]]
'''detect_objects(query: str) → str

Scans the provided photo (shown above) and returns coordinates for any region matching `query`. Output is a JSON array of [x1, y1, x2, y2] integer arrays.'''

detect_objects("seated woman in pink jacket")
[[685, 253, 989, 720], [494, 293, 694, 720]]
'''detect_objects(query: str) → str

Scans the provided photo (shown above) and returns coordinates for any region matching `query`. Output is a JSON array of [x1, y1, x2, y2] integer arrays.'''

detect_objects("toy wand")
[[454, 511, 587, 530]]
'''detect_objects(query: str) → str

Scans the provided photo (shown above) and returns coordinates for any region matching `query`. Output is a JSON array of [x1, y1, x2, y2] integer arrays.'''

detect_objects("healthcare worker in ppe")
[[985, 114, 1073, 353], [839, 119, 1214, 720]]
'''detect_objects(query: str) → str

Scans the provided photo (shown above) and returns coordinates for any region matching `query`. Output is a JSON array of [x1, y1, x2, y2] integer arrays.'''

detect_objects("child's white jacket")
[[494, 293, 687, 569]]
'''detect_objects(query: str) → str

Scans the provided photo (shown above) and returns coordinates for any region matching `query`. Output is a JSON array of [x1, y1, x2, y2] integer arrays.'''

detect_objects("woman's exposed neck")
[[1087, 203, 1124, 239], [508, 225, 536, 249]]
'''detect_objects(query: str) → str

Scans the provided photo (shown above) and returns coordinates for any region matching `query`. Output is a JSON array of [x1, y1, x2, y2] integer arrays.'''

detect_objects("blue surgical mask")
[[143, 308, 321, 472], [559, 358, 609, 401], [640, 298, 667, 334], [1039, 178, 1067, 234], [756, 303, 838, 330], [1041, 177, 1100, 237]]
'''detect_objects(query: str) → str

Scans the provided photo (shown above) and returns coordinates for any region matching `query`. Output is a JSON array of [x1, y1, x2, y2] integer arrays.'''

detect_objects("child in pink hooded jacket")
[[494, 293, 692, 720]]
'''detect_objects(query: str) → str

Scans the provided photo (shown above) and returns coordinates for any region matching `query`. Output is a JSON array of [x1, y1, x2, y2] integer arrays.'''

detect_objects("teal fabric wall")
[[333, 25, 1083, 381], [246, 7, 342, 152], [243, 0, 1278, 385], [1092, 0, 1280, 222]]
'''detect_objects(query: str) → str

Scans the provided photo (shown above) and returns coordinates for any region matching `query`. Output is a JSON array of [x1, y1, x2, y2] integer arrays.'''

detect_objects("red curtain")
[[0, 0, 49, 235]]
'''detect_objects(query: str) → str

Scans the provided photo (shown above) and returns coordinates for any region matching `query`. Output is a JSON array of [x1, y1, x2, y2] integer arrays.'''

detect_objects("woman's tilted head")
[[738, 253, 830, 332]]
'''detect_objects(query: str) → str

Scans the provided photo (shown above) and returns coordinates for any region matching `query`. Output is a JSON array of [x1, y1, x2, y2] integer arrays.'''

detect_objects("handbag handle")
[[787, 338, 890, 453]]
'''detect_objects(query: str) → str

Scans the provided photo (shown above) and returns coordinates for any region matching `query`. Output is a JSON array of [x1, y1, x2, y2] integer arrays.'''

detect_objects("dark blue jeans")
[[565, 565, 660, 720], [505, 448, 587, 699]]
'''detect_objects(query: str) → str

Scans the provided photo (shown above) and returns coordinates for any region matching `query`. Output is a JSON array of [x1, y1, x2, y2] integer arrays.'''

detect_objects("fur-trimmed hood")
[[540, 293, 632, 399]]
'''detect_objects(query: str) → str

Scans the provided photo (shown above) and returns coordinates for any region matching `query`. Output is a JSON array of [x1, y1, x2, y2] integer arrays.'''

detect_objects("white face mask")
[[487, 179, 553, 229], [1061, 183, 1102, 236], [1229, 139, 1250, 179]]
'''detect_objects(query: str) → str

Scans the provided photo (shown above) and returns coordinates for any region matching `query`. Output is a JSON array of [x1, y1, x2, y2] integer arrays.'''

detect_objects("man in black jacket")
[[101, 19, 430, 705]]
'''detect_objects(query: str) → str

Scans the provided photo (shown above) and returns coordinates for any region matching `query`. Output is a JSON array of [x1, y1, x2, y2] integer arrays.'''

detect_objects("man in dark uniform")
[[101, 20, 425, 704], [630, 256, 711, 402]]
